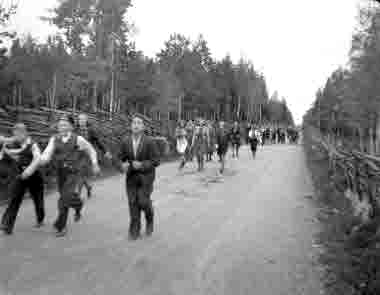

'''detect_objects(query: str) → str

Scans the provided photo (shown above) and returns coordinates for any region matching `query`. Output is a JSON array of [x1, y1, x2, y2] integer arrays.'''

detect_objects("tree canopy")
[[0, 0, 294, 128], [304, 0, 380, 153]]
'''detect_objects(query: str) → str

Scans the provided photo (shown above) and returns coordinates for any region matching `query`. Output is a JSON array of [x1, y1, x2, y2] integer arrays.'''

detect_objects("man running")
[[40, 115, 100, 237], [0, 123, 45, 235]]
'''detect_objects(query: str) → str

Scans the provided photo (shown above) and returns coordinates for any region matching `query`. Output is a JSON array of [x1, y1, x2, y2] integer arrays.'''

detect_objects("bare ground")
[[0, 145, 325, 295]]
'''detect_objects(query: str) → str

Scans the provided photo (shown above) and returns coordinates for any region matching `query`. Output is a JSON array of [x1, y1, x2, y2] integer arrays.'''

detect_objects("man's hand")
[[105, 151, 112, 160], [121, 161, 130, 173], [21, 168, 33, 180], [132, 161, 143, 170], [92, 163, 101, 175]]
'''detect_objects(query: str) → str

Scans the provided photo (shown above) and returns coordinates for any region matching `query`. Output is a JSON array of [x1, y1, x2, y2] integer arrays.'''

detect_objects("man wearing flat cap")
[[40, 114, 100, 237]]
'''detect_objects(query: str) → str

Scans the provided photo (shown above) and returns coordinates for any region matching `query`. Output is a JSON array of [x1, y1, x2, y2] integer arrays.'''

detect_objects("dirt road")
[[0, 144, 325, 295]]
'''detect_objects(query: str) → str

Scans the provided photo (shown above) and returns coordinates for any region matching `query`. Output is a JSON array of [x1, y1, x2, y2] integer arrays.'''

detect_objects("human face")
[[131, 117, 144, 135], [78, 114, 87, 127], [57, 119, 73, 135], [12, 129, 27, 142]]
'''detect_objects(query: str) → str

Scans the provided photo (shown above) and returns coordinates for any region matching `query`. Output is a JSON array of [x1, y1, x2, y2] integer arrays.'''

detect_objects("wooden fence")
[[311, 128, 380, 220], [0, 106, 163, 147], [0, 106, 167, 203]]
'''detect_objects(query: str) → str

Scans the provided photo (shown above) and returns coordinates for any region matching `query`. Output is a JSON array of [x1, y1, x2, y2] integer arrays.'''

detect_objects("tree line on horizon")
[[304, 0, 380, 154], [0, 0, 294, 131]]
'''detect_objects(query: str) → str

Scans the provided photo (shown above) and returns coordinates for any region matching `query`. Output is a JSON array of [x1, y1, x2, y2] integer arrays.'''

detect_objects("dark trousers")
[[232, 143, 240, 157], [196, 153, 204, 171], [54, 168, 83, 232], [250, 141, 258, 157], [1, 172, 45, 232], [126, 181, 154, 238]]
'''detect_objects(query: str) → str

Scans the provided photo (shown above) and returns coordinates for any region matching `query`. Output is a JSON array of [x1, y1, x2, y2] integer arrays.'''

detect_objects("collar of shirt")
[[132, 135, 142, 157], [61, 132, 72, 143]]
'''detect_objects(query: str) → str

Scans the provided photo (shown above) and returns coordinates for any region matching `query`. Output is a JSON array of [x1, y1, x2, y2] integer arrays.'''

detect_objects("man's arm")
[[77, 136, 98, 167], [40, 137, 56, 165], [0, 135, 15, 145], [88, 128, 107, 154], [140, 138, 160, 172], [21, 143, 41, 178], [116, 140, 130, 173]]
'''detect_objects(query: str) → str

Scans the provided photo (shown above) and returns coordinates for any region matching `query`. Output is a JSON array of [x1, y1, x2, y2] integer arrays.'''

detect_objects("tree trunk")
[[12, 84, 17, 106], [52, 71, 57, 109], [369, 126, 375, 155], [18, 85, 22, 106], [92, 81, 98, 112], [376, 116, 380, 154], [73, 95, 77, 113], [358, 126, 365, 152]]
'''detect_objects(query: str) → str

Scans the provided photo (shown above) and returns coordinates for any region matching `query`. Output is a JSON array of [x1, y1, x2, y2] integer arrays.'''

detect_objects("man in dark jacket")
[[0, 124, 45, 235], [118, 116, 160, 240], [216, 121, 229, 174]]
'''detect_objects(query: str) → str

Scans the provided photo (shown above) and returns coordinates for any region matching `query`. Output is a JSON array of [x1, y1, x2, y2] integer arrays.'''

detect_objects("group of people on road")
[[0, 114, 160, 241], [0, 114, 299, 241], [174, 120, 300, 174], [257, 125, 299, 146], [174, 119, 265, 174]]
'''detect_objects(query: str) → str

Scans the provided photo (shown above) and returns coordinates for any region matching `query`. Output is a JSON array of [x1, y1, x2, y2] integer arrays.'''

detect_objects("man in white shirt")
[[40, 115, 100, 237]]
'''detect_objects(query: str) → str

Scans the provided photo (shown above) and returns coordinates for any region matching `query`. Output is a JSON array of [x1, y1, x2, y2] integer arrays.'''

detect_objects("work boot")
[[74, 210, 82, 222], [146, 224, 154, 237], [1, 224, 12, 235], [34, 221, 45, 228], [55, 227, 67, 237], [87, 186, 92, 199]]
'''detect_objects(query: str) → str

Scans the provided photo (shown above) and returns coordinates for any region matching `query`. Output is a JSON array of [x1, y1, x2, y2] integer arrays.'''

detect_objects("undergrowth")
[[303, 129, 380, 295]]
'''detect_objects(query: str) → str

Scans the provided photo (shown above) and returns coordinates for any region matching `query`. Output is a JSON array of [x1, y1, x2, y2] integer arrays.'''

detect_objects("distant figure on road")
[[175, 120, 188, 170], [216, 121, 229, 174], [40, 115, 100, 237], [185, 120, 195, 161], [77, 113, 112, 199], [206, 122, 216, 162], [118, 116, 160, 241], [248, 127, 259, 158], [0, 124, 45, 235], [230, 121, 241, 158], [191, 121, 207, 172]]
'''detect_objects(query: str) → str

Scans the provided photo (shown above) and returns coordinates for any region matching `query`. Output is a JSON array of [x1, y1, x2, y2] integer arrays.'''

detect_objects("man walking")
[[216, 121, 229, 174], [40, 115, 100, 237], [0, 123, 45, 235], [118, 116, 160, 240]]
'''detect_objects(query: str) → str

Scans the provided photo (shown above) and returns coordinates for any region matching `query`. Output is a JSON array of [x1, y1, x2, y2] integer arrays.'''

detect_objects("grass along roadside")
[[303, 129, 359, 295]]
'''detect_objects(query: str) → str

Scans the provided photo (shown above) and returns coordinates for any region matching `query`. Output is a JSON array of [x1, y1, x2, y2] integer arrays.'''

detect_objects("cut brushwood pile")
[[0, 106, 167, 203], [0, 106, 162, 147]]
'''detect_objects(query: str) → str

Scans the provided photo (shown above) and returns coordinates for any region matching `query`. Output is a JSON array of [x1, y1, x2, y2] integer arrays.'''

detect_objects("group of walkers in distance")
[[0, 113, 299, 240], [175, 118, 300, 174]]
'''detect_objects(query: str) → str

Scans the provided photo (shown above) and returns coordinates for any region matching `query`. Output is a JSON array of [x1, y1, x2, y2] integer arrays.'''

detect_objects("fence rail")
[[0, 106, 167, 202], [311, 129, 380, 218], [0, 106, 162, 147]]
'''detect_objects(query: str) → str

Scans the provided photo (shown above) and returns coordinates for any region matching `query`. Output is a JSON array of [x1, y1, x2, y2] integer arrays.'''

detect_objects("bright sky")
[[8, 0, 362, 124]]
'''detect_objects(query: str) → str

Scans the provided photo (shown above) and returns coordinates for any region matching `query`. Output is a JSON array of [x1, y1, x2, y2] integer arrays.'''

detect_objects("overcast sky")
[[8, 0, 362, 124]]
